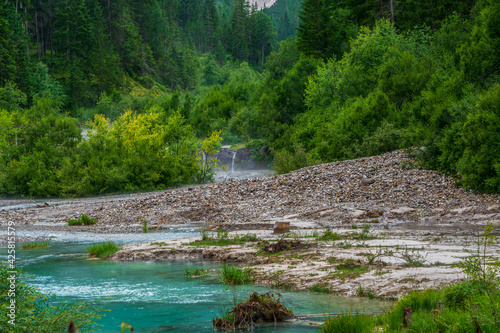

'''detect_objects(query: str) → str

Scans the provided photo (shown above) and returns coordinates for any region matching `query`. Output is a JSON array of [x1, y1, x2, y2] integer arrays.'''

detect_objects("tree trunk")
[[390, 0, 394, 24], [49, 0, 54, 60]]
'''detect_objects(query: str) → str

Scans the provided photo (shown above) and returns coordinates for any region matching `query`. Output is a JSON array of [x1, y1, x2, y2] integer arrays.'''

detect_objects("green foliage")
[[0, 0, 498, 197], [218, 263, 254, 285], [0, 265, 101, 332], [321, 314, 375, 333], [333, 260, 370, 280], [273, 145, 320, 175], [21, 241, 50, 249], [87, 241, 121, 259], [0, 107, 202, 198], [187, 228, 259, 247], [197, 130, 225, 183], [184, 267, 210, 277], [142, 220, 149, 233], [68, 214, 97, 226], [309, 283, 331, 293], [317, 228, 340, 241], [457, 223, 500, 287]]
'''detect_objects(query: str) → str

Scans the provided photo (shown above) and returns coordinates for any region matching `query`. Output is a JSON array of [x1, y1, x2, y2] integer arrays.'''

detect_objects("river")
[[1, 227, 392, 332]]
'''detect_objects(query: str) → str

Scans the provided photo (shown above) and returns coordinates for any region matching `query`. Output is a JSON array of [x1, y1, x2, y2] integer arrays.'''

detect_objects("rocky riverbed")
[[1, 149, 500, 297]]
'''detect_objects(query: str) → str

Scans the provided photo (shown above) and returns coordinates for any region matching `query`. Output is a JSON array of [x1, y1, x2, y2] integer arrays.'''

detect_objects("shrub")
[[87, 241, 121, 258], [68, 214, 97, 226], [273, 145, 320, 174]]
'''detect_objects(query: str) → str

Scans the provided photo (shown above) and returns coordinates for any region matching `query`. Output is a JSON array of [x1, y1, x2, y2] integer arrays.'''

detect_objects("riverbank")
[[1, 149, 499, 297], [110, 227, 476, 298]]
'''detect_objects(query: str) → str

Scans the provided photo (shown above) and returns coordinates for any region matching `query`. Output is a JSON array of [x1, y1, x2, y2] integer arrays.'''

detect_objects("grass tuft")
[[184, 267, 210, 277], [22, 241, 50, 249], [309, 283, 331, 293], [321, 313, 375, 333], [68, 214, 97, 226], [142, 220, 149, 233], [87, 241, 121, 258], [218, 263, 254, 285], [317, 228, 340, 241]]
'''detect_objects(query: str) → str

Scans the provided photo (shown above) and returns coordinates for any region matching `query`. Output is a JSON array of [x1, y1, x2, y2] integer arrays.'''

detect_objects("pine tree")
[[202, 0, 220, 52], [296, 0, 331, 59], [230, 0, 250, 61], [0, 2, 22, 86], [250, 11, 275, 65]]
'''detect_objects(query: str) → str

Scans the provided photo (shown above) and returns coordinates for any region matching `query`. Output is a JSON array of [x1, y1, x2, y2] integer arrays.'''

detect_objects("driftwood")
[[213, 292, 294, 330], [260, 238, 304, 254]]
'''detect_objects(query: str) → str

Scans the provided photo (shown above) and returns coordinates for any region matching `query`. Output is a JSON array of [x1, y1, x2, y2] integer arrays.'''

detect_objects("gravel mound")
[[2, 150, 499, 232]]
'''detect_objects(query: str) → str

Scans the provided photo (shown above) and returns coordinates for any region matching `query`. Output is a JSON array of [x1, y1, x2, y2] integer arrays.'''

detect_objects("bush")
[[273, 145, 320, 174], [87, 241, 121, 259], [68, 214, 97, 226]]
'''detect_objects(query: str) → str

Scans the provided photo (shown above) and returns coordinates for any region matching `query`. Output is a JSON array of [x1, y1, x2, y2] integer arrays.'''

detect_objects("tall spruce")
[[297, 0, 331, 59], [230, 0, 250, 61]]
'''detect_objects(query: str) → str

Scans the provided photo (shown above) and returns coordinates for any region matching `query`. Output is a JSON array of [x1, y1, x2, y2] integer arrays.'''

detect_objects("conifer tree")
[[202, 0, 220, 52], [0, 3, 20, 86], [296, 0, 331, 59], [230, 0, 250, 61]]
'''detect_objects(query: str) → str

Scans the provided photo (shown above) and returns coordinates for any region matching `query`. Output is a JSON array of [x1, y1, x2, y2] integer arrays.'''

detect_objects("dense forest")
[[0, 0, 499, 197]]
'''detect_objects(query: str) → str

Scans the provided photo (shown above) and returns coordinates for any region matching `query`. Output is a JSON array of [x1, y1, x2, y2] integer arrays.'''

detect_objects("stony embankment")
[[110, 228, 479, 298], [2, 149, 499, 232]]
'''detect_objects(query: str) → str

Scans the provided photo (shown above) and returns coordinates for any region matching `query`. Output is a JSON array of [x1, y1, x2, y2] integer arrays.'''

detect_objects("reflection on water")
[[1, 236, 392, 332]]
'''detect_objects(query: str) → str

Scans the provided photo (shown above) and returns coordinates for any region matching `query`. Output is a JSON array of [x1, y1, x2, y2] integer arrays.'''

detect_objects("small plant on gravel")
[[366, 245, 426, 267], [350, 223, 374, 240], [373, 269, 390, 276], [218, 263, 254, 285], [184, 267, 210, 277], [398, 245, 427, 267], [87, 241, 121, 258], [151, 241, 167, 246], [188, 230, 260, 247], [332, 259, 370, 280], [317, 228, 340, 241], [356, 285, 376, 299], [142, 220, 149, 233], [457, 223, 500, 287], [68, 214, 97, 226], [22, 241, 50, 249], [336, 240, 353, 248]]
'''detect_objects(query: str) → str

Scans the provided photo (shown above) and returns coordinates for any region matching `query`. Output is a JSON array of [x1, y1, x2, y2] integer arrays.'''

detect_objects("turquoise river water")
[[1, 228, 392, 332]]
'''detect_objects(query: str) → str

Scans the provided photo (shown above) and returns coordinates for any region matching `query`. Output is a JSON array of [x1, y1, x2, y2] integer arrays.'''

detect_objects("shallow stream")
[[1, 229, 392, 332]]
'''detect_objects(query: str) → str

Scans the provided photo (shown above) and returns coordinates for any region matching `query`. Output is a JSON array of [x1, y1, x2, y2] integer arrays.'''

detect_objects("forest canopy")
[[0, 0, 499, 196]]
